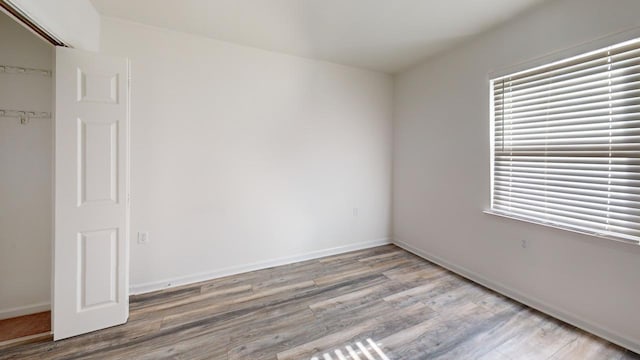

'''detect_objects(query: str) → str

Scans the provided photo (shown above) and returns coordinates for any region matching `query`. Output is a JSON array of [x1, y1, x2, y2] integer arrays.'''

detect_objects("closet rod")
[[0, 109, 51, 124], [0, 64, 51, 76]]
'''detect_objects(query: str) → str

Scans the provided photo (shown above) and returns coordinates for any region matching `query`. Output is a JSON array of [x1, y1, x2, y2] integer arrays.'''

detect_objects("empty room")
[[0, 0, 639, 359]]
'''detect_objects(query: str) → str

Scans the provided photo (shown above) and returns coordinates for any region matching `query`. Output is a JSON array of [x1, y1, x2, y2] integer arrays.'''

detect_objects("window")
[[490, 37, 640, 244]]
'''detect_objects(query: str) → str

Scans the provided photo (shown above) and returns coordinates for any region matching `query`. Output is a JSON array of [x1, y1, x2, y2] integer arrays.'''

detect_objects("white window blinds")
[[491, 38, 640, 244]]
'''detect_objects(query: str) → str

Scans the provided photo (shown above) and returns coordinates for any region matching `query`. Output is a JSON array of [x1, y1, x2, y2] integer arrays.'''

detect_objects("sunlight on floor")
[[310, 338, 390, 360]]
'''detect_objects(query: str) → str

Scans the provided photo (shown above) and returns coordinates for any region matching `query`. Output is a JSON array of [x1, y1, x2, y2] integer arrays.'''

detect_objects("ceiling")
[[90, 0, 546, 73]]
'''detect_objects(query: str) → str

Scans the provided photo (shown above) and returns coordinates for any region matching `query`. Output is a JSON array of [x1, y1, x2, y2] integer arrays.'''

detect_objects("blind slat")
[[495, 97, 640, 119], [494, 74, 640, 106], [493, 194, 640, 225], [495, 118, 640, 135], [496, 43, 640, 88], [494, 62, 640, 97], [494, 169, 640, 184], [493, 200, 640, 236], [493, 104, 640, 125], [494, 174, 640, 192], [494, 184, 640, 205]]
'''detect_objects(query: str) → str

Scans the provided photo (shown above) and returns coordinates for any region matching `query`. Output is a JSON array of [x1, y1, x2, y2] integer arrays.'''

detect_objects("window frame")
[[485, 29, 640, 246]]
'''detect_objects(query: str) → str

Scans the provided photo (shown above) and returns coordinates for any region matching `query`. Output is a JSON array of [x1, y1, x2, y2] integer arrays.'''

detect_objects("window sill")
[[483, 209, 640, 246]]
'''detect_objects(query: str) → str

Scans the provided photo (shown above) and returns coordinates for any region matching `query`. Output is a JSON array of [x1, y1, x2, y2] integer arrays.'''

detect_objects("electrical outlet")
[[521, 239, 527, 249], [353, 208, 359, 217], [138, 232, 150, 245]]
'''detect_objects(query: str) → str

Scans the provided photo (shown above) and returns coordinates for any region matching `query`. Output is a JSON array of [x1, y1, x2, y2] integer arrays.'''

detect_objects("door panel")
[[79, 228, 118, 309], [54, 47, 129, 340], [79, 118, 118, 205]]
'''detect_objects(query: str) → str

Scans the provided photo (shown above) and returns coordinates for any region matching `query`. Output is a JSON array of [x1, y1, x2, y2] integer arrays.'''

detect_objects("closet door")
[[53, 47, 130, 340]]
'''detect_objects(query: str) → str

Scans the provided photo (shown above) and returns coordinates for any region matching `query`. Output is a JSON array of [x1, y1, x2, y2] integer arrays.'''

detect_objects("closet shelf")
[[0, 109, 51, 124], [0, 65, 51, 77]]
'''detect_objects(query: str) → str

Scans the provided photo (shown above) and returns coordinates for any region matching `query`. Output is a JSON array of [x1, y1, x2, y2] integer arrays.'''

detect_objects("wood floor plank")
[[277, 301, 437, 360], [383, 264, 447, 287], [130, 284, 254, 321], [0, 312, 51, 343], [493, 313, 579, 360], [129, 284, 202, 311], [550, 333, 640, 360], [317, 245, 397, 263], [0, 245, 636, 360], [379, 304, 511, 360], [309, 280, 409, 317]]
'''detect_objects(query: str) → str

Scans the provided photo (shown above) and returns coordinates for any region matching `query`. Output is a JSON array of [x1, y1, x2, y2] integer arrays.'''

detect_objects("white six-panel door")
[[54, 47, 129, 340]]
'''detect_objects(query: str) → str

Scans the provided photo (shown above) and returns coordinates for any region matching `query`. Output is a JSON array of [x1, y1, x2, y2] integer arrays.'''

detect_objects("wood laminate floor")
[[0, 312, 50, 343], [0, 245, 638, 359]]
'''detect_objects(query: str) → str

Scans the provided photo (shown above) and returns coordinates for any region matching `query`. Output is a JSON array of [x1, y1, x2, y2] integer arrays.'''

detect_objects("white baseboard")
[[0, 302, 50, 320], [392, 238, 640, 355], [130, 238, 392, 295]]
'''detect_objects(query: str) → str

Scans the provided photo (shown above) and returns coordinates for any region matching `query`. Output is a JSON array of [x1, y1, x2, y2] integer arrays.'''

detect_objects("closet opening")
[[0, 8, 54, 347]]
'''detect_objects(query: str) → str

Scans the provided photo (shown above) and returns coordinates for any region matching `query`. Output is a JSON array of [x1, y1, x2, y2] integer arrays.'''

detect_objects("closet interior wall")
[[0, 10, 53, 319]]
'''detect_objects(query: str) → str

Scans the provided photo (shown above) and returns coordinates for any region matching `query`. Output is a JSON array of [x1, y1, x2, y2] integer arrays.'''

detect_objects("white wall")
[[5, 0, 100, 51], [393, 0, 640, 352], [99, 18, 393, 292], [0, 12, 52, 319]]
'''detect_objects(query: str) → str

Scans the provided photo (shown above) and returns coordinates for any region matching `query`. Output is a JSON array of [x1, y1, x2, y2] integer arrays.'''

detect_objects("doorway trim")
[[0, 1, 66, 47]]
